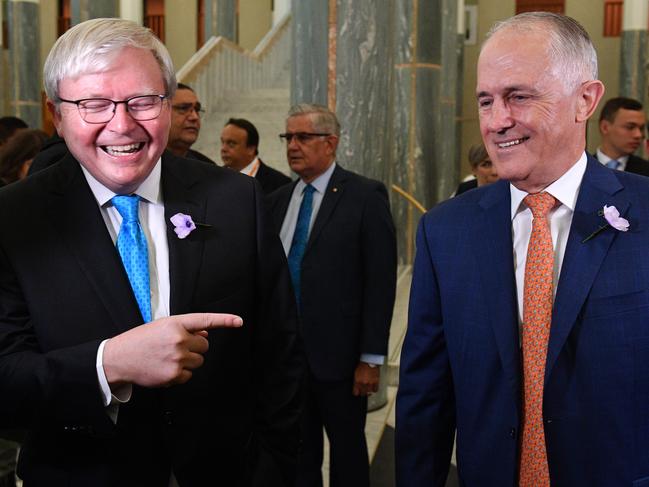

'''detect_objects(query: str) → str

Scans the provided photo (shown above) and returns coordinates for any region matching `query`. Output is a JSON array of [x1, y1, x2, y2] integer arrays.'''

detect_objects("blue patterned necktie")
[[606, 159, 621, 170], [112, 195, 152, 322], [288, 184, 315, 306]]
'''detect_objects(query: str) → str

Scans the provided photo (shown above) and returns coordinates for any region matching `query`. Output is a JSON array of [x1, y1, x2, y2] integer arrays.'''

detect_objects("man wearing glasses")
[[167, 83, 214, 164], [269, 103, 397, 487], [0, 18, 302, 487]]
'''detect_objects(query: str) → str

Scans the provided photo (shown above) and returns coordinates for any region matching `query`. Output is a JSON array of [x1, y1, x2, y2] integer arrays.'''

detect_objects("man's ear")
[[576, 80, 605, 123], [47, 99, 63, 137]]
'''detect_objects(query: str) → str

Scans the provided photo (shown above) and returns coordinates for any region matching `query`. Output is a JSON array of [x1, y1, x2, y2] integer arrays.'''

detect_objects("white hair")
[[483, 12, 598, 92], [44, 18, 176, 102]]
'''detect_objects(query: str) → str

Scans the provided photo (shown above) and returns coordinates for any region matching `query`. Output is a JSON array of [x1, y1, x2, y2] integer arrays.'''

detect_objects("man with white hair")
[[0, 18, 302, 487], [397, 11, 649, 487]]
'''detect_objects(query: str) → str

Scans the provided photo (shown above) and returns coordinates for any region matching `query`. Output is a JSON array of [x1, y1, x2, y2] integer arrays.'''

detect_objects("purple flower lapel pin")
[[170, 213, 196, 239], [582, 205, 629, 243]]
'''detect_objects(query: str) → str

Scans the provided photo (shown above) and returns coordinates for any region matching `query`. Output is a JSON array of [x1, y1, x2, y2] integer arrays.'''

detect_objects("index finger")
[[175, 313, 243, 332]]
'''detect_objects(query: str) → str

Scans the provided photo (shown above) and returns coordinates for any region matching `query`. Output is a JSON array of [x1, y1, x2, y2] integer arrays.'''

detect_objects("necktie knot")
[[303, 184, 315, 196], [112, 195, 140, 223], [605, 159, 621, 170], [524, 192, 556, 219]]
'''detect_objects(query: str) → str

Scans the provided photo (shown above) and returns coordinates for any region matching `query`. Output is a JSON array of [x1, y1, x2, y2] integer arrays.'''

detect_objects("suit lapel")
[[546, 158, 626, 380], [306, 165, 345, 252], [46, 156, 142, 333], [475, 181, 521, 401], [161, 154, 207, 315]]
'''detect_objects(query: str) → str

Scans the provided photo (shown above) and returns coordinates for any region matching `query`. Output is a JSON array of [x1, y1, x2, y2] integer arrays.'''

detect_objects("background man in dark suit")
[[166, 83, 215, 164], [268, 104, 397, 487], [0, 18, 302, 487], [595, 96, 649, 175], [397, 12, 649, 487], [220, 118, 291, 193]]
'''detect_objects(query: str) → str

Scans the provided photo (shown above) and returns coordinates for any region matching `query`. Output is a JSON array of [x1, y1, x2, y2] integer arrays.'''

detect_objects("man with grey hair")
[[398, 12, 649, 487], [0, 18, 302, 487], [269, 103, 396, 487]]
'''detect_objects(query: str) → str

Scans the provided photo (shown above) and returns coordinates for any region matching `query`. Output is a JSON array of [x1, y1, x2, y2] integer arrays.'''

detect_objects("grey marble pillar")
[[619, 0, 647, 102], [4, 0, 41, 127], [392, 0, 459, 264], [335, 2, 394, 183], [290, 1, 328, 106], [215, 0, 238, 42], [70, 0, 118, 25]]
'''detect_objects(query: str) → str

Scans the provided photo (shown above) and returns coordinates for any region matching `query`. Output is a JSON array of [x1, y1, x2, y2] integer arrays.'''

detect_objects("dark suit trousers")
[[296, 376, 369, 487]]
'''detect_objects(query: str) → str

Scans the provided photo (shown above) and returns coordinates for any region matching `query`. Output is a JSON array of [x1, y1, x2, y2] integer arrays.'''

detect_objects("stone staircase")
[[191, 87, 291, 173]]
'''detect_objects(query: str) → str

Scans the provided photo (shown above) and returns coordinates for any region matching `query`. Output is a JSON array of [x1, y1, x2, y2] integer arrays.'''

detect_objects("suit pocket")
[[581, 289, 649, 320], [633, 476, 649, 486]]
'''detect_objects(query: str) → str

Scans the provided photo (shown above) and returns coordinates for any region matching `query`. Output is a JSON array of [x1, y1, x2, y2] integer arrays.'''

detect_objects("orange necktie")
[[519, 192, 556, 487]]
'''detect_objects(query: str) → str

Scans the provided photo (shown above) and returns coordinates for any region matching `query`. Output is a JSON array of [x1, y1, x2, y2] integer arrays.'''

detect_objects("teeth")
[[104, 143, 142, 156], [498, 138, 526, 148]]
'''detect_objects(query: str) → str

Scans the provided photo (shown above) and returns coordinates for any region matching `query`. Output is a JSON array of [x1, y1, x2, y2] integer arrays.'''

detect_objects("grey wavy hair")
[[483, 12, 598, 93], [287, 103, 341, 137], [44, 18, 176, 103]]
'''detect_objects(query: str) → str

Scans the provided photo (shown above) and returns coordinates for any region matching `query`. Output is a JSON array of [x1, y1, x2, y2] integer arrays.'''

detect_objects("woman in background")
[[0, 129, 47, 187], [455, 142, 499, 196]]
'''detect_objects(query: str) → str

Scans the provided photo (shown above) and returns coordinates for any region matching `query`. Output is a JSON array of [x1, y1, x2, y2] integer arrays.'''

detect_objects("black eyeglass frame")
[[57, 94, 168, 124], [278, 132, 333, 144], [171, 103, 205, 116]]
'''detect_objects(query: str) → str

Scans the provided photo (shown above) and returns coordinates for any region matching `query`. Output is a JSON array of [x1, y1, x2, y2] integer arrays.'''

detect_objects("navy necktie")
[[606, 159, 621, 170], [288, 184, 315, 306], [112, 195, 152, 322]]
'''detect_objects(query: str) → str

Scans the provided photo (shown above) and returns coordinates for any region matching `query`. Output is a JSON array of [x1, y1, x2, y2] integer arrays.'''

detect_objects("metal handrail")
[[391, 184, 427, 214]]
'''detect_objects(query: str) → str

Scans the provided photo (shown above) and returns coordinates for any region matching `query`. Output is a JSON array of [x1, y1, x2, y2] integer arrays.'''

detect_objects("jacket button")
[[509, 428, 516, 439], [163, 411, 173, 425]]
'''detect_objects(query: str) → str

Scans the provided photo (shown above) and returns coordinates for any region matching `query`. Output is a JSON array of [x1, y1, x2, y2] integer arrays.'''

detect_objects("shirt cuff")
[[360, 353, 385, 366], [96, 339, 133, 422]]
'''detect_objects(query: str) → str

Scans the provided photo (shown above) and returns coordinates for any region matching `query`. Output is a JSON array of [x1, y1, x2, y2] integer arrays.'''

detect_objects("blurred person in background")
[[0, 117, 28, 148], [455, 142, 498, 196], [0, 129, 47, 187]]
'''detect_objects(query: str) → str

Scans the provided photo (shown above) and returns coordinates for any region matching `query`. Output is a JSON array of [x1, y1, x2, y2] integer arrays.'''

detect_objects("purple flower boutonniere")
[[170, 213, 211, 239], [582, 205, 629, 243]]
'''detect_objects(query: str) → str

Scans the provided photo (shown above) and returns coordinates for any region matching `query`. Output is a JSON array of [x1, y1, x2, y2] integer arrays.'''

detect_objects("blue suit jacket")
[[396, 155, 649, 487]]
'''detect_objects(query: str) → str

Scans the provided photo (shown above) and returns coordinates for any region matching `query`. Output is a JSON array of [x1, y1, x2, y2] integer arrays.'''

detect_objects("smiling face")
[[477, 29, 600, 193], [50, 46, 170, 195], [600, 108, 646, 159]]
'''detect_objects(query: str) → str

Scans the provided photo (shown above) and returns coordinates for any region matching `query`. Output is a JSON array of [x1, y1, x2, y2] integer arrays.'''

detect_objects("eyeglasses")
[[58, 94, 168, 124], [172, 103, 205, 116], [279, 132, 331, 144]]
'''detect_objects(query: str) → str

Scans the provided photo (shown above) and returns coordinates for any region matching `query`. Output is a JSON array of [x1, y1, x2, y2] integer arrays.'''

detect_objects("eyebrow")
[[476, 85, 531, 98]]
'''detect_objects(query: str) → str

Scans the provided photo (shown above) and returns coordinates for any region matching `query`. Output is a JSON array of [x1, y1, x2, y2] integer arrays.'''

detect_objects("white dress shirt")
[[240, 156, 261, 177], [279, 161, 384, 366], [596, 148, 627, 171], [511, 152, 587, 324], [81, 161, 171, 419]]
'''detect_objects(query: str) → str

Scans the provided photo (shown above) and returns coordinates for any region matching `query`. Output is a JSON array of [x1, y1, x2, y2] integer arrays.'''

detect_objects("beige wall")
[[165, 0, 199, 72], [238, 0, 273, 51]]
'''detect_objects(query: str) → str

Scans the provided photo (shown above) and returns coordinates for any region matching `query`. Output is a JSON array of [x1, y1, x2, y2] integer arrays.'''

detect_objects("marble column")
[[204, 0, 237, 41], [3, 0, 41, 127], [619, 0, 647, 103], [290, 1, 328, 106], [119, 0, 143, 24], [70, 0, 118, 25], [392, 0, 459, 264]]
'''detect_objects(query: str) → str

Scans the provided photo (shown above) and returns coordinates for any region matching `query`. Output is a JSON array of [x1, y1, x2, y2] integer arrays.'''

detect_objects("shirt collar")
[[80, 158, 163, 207], [510, 151, 587, 220], [596, 148, 629, 165], [296, 161, 336, 195], [239, 157, 260, 176]]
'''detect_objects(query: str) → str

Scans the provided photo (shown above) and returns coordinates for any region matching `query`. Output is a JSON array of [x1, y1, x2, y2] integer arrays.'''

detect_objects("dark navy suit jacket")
[[397, 155, 649, 487]]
